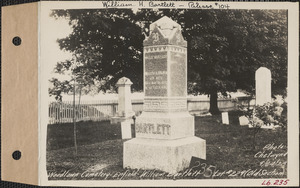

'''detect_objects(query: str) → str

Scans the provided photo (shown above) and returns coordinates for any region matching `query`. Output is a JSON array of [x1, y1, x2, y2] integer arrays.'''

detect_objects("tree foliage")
[[50, 9, 287, 113]]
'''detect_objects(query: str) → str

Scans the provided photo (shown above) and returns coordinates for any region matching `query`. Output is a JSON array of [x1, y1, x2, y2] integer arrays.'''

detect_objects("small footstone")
[[121, 120, 132, 139], [239, 115, 249, 126], [222, 112, 229, 125]]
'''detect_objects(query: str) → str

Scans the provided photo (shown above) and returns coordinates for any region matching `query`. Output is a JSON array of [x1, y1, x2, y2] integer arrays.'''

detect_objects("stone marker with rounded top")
[[255, 67, 272, 105], [110, 77, 135, 125], [123, 16, 206, 174]]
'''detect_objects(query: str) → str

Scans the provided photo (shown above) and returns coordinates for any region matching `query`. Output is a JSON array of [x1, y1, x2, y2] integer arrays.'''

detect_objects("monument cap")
[[149, 16, 181, 37], [116, 77, 133, 86], [144, 16, 187, 47]]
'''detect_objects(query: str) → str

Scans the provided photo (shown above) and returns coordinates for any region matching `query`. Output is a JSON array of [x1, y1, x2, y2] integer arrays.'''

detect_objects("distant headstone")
[[239, 115, 249, 126], [124, 16, 206, 174], [255, 67, 271, 105], [110, 77, 135, 124], [261, 124, 275, 129], [222, 112, 229, 125]]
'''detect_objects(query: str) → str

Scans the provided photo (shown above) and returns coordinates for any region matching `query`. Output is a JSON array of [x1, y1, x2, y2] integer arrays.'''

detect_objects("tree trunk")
[[77, 86, 82, 118], [209, 91, 221, 115], [73, 79, 78, 156]]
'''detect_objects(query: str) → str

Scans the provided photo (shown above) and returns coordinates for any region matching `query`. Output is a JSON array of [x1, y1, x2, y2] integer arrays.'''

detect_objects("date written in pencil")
[[262, 179, 289, 186]]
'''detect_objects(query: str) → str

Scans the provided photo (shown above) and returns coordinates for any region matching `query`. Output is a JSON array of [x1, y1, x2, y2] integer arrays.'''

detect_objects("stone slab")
[[239, 115, 249, 126], [135, 111, 194, 139], [144, 51, 168, 97], [170, 51, 187, 97], [123, 136, 206, 174], [121, 121, 132, 139], [255, 67, 272, 105], [222, 112, 229, 125]]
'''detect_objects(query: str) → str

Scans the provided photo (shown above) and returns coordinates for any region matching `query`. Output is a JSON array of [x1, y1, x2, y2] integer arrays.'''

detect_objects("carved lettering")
[[136, 123, 171, 135]]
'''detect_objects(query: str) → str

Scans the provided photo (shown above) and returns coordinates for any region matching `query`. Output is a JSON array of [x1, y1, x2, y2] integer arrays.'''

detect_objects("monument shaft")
[[124, 16, 206, 173]]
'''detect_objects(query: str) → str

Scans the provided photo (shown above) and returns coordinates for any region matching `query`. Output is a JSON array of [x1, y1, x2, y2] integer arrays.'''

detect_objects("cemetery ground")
[[47, 111, 287, 180]]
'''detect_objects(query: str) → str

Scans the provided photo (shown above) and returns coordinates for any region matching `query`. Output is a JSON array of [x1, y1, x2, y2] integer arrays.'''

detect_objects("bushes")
[[239, 101, 287, 129], [238, 100, 287, 150]]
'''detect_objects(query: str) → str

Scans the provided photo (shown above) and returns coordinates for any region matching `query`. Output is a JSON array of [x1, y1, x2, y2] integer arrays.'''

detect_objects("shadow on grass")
[[47, 120, 122, 151]]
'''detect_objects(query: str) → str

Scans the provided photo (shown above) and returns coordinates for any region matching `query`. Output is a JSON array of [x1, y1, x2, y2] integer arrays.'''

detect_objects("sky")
[[44, 14, 73, 81]]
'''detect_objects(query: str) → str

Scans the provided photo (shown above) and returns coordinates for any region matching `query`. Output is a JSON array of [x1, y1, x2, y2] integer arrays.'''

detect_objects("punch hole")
[[12, 36, 22, 46], [12, 150, 21, 160]]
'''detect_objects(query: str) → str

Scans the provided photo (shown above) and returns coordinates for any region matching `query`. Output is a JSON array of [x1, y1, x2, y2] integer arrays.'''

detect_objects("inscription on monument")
[[170, 51, 186, 96], [145, 51, 168, 96], [136, 123, 171, 135]]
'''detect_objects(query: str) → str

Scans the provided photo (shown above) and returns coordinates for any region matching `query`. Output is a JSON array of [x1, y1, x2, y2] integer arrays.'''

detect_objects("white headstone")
[[255, 67, 271, 105], [121, 121, 132, 139], [110, 77, 135, 124], [116, 77, 135, 117], [239, 115, 249, 126], [222, 112, 229, 125]]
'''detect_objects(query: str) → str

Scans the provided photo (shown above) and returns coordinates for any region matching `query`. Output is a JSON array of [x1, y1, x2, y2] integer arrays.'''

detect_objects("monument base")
[[135, 111, 195, 139], [123, 136, 206, 174]]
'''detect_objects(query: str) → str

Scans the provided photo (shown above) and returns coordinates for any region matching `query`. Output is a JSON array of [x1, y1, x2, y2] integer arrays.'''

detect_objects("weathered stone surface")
[[170, 51, 186, 97], [116, 77, 133, 85], [222, 112, 229, 125], [144, 51, 168, 97], [121, 120, 132, 139], [239, 115, 249, 126], [144, 16, 187, 47], [255, 67, 272, 105], [143, 98, 187, 112], [110, 77, 134, 124], [135, 111, 194, 139], [124, 137, 206, 174]]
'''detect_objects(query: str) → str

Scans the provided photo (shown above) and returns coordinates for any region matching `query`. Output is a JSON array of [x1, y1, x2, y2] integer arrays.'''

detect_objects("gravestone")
[[123, 16, 206, 174], [222, 112, 229, 125], [255, 67, 271, 105], [110, 77, 135, 124], [239, 115, 249, 126], [121, 121, 132, 139]]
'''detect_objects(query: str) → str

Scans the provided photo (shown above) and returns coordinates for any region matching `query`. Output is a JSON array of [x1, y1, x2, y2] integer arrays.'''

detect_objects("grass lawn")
[[47, 111, 287, 180]]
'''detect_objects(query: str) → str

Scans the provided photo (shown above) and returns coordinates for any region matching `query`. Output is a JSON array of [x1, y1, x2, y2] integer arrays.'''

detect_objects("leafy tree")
[[50, 9, 144, 95], [50, 9, 287, 115], [135, 9, 287, 114], [49, 56, 97, 155]]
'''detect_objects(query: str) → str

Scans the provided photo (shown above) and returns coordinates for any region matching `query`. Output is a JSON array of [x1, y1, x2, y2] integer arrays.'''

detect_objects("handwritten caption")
[[48, 143, 287, 182], [254, 143, 287, 168], [48, 164, 285, 180], [101, 1, 230, 9]]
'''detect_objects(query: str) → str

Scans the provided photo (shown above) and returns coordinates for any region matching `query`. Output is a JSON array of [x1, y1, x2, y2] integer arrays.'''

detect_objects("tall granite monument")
[[123, 16, 206, 173]]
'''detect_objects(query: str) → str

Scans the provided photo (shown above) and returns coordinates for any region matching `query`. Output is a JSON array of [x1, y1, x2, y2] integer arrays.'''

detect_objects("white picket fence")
[[48, 99, 143, 124], [48, 97, 253, 124]]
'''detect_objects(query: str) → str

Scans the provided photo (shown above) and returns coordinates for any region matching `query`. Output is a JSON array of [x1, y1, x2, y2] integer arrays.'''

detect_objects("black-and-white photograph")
[[38, 1, 298, 186]]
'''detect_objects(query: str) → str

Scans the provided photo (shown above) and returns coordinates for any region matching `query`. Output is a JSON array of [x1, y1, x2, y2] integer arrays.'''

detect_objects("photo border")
[[39, 1, 299, 186]]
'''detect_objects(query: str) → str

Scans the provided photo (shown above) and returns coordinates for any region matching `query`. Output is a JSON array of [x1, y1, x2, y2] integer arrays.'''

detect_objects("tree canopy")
[[50, 9, 287, 113]]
